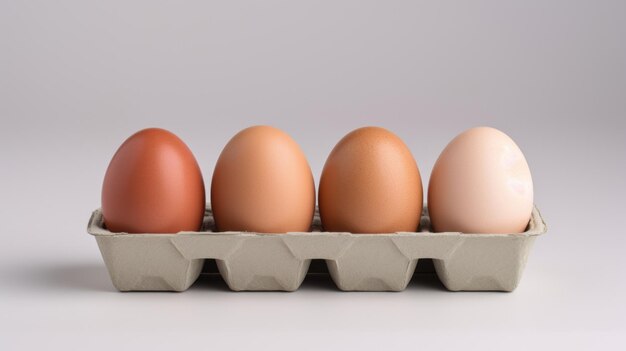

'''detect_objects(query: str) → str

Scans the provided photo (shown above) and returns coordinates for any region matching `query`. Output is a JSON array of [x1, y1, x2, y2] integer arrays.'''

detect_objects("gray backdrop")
[[1, 1, 625, 349]]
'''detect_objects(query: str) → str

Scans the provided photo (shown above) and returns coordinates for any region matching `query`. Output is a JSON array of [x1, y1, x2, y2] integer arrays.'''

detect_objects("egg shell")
[[210, 126, 315, 233], [319, 127, 423, 233], [428, 127, 534, 233], [101, 128, 205, 233]]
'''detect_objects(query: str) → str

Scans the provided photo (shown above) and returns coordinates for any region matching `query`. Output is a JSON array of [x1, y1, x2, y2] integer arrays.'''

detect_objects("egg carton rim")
[[87, 204, 546, 238]]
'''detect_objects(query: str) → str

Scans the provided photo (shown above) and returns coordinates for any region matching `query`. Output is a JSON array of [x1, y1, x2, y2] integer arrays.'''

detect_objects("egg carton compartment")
[[87, 205, 546, 292]]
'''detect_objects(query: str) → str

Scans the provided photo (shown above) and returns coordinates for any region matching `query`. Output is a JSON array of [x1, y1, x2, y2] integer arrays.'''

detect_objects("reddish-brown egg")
[[101, 128, 205, 233], [319, 127, 423, 233], [211, 126, 315, 233]]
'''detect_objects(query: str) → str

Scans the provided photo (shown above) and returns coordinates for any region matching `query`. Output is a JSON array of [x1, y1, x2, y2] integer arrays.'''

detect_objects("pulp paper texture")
[[87, 205, 546, 292]]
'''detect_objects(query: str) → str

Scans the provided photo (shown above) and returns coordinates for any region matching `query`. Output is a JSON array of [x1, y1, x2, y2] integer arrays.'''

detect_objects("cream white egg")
[[428, 127, 533, 233]]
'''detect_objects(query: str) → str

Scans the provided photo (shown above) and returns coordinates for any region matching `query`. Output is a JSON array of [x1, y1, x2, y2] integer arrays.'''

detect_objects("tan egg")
[[211, 126, 315, 233], [319, 127, 423, 233], [102, 128, 205, 233], [428, 127, 534, 233]]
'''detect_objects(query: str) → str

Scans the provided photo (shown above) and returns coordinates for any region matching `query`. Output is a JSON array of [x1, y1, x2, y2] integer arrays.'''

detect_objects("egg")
[[101, 128, 205, 233], [210, 126, 315, 233], [319, 127, 423, 233], [428, 127, 533, 233]]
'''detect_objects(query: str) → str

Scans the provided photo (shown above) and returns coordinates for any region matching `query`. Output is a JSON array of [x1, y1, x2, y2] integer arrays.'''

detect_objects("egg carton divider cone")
[[87, 204, 546, 292]]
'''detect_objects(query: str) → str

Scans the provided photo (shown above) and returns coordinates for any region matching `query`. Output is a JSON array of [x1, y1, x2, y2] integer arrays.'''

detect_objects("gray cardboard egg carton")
[[87, 205, 546, 292]]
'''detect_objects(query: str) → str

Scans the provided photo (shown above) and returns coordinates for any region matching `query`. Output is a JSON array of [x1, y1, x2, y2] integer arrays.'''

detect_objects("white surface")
[[1, 256, 624, 349], [2, 1, 625, 349]]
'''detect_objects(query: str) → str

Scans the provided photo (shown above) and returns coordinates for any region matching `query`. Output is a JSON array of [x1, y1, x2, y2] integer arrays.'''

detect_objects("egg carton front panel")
[[87, 205, 546, 292], [95, 235, 203, 292]]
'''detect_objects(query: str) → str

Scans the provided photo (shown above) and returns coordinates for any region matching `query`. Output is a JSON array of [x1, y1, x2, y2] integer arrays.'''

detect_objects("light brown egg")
[[101, 128, 205, 233], [319, 127, 423, 233], [428, 127, 534, 233], [210, 126, 315, 233]]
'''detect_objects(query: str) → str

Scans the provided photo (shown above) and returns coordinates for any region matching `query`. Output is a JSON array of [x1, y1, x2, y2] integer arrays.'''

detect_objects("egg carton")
[[87, 204, 546, 292]]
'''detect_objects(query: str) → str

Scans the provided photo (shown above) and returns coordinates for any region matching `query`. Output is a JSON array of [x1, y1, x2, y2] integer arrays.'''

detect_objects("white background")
[[1, 1, 625, 349]]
